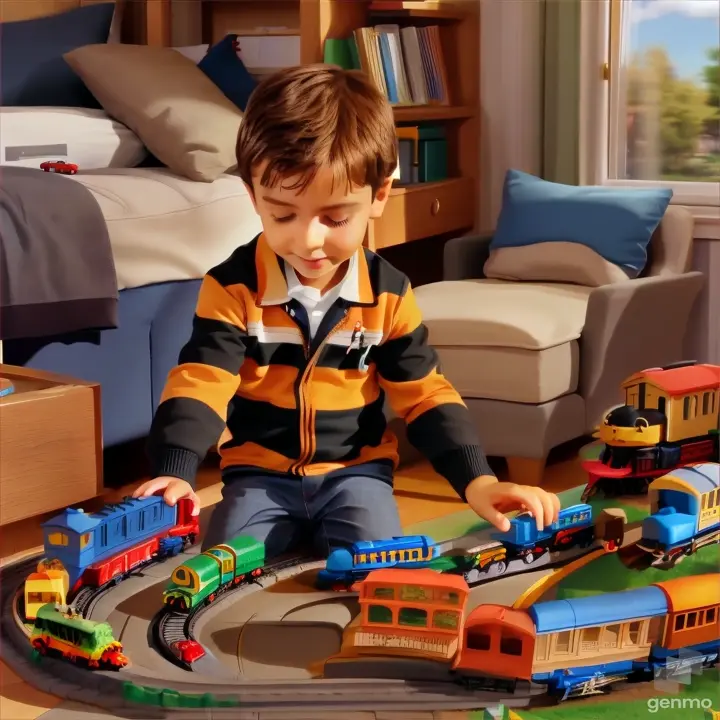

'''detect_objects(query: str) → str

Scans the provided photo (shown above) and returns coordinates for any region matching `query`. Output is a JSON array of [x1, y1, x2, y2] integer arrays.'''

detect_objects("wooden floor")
[[0, 443, 588, 719]]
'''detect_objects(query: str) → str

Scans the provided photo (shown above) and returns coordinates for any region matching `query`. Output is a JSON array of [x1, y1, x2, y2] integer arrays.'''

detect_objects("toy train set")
[[582, 362, 720, 501], [8, 361, 720, 712]]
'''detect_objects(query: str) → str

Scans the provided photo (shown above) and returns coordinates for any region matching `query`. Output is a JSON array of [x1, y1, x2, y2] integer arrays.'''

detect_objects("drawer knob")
[[431, 198, 441, 215]]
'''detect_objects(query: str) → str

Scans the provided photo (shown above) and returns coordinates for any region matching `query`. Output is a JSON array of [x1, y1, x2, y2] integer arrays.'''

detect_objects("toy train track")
[[153, 554, 320, 669], [69, 582, 117, 618]]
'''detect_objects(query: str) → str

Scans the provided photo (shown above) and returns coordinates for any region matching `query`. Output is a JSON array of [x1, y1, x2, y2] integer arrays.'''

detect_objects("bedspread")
[[0, 166, 117, 340]]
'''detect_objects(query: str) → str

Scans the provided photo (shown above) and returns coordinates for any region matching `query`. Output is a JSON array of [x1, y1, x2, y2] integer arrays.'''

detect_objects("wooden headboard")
[[0, 0, 171, 46]]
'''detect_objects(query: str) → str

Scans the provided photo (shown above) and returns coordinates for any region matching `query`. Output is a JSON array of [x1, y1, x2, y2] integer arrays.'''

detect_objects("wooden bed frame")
[[0, 0, 171, 46]]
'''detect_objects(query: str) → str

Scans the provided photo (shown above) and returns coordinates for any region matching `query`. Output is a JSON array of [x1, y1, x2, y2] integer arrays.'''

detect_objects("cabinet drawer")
[[371, 177, 475, 249]]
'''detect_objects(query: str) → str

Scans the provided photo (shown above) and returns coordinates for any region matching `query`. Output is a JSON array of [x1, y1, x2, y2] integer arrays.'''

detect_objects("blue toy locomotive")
[[316, 535, 439, 590]]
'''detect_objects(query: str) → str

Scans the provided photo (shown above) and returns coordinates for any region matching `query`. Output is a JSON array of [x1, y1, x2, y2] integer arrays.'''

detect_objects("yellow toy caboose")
[[24, 559, 69, 621], [582, 361, 720, 499]]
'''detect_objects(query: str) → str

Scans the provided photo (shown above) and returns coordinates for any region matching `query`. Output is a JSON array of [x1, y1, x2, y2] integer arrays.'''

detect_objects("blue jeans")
[[201, 463, 403, 557]]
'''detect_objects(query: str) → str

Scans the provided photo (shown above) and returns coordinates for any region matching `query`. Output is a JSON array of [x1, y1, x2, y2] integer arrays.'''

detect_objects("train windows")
[[692, 395, 699, 417], [172, 568, 191, 586], [400, 585, 432, 602], [368, 605, 392, 624], [466, 629, 491, 651], [222, 559, 233, 573], [399, 607, 427, 627], [80, 533, 92, 549], [534, 634, 549, 661], [624, 621, 642, 646], [602, 624, 621, 648], [47, 532, 68, 546], [657, 397, 666, 414], [683, 397, 691, 420], [703, 392, 711, 415], [100, 525, 108, 547], [138, 510, 145, 532], [580, 627, 600, 650], [674, 615, 686, 631], [686, 612, 698, 629], [435, 589, 460, 605], [372, 587, 394, 600], [500, 633, 523, 657], [554, 631, 571, 654], [706, 607, 717, 624], [433, 610, 459, 630], [408, 549, 421, 560]]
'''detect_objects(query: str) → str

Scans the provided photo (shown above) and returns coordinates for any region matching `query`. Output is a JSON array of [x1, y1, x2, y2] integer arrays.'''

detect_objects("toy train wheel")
[[32, 639, 47, 655], [331, 583, 350, 593], [206, 593, 216, 605], [251, 568, 262, 577], [494, 560, 507, 575], [523, 552, 535, 564]]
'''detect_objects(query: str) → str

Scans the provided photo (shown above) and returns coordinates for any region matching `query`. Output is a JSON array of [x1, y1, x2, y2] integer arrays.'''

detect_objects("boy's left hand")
[[465, 475, 561, 532]]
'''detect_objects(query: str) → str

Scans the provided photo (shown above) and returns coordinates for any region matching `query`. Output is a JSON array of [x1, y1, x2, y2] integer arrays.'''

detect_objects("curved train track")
[[152, 554, 321, 669]]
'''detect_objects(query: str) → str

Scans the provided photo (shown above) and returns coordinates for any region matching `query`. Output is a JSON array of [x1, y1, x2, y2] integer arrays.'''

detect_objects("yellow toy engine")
[[582, 361, 720, 500], [24, 559, 69, 621]]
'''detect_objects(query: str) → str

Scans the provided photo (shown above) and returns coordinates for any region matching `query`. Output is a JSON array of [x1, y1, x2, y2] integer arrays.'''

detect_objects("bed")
[[1, 0, 264, 447]]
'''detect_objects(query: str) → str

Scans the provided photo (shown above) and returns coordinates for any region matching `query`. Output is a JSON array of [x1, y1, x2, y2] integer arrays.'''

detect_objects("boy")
[[134, 65, 560, 555]]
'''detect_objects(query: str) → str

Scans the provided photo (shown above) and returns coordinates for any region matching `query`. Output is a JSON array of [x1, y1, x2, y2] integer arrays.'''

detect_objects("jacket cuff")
[[430, 444, 495, 502], [152, 448, 200, 487]]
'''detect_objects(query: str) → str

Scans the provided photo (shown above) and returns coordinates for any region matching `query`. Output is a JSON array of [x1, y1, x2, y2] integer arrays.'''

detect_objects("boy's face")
[[247, 163, 392, 289]]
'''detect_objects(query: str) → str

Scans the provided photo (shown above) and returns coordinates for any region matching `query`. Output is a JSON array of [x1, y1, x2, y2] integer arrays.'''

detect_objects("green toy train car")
[[163, 536, 265, 611], [30, 603, 128, 669]]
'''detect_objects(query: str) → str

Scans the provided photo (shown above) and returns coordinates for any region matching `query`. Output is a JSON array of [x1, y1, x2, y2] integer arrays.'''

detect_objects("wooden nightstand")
[[0, 365, 102, 526]]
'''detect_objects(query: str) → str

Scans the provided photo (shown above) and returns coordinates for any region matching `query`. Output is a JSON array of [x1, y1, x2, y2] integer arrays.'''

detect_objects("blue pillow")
[[198, 34, 259, 111], [492, 169, 673, 276], [1, 3, 116, 107]]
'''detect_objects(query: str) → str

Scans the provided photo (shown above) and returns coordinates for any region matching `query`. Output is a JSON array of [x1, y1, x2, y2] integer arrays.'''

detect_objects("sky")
[[630, 0, 720, 82]]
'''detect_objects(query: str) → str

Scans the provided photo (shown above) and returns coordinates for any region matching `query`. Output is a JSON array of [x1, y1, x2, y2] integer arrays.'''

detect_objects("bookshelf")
[[192, 0, 480, 283]]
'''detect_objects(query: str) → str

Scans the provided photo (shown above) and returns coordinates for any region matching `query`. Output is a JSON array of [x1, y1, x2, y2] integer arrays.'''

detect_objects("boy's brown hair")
[[236, 64, 397, 195]]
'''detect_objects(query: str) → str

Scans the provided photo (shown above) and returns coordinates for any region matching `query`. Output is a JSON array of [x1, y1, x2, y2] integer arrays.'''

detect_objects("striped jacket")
[[147, 234, 492, 499]]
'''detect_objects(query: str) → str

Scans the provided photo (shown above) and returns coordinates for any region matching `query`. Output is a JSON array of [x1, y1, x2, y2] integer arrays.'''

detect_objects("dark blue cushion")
[[492, 169, 673, 276], [1, 3, 115, 107], [199, 34, 258, 111]]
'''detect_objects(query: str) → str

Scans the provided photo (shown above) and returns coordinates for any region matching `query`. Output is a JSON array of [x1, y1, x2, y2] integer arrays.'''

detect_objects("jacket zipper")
[[290, 309, 349, 475]]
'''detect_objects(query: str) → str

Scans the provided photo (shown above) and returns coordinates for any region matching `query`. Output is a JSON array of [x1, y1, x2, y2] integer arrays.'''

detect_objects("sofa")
[[401, 178, 704, 486]]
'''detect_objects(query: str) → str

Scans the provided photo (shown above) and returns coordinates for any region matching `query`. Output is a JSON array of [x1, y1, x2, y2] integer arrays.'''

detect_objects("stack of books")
[[324, 23, 450, 106]]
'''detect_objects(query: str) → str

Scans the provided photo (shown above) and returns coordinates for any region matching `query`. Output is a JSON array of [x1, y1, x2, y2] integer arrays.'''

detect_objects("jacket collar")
[[255, 233, 375, 306]]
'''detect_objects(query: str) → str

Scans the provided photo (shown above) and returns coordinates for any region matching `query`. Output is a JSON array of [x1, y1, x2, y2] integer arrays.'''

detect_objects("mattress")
[[70, 167, 264, 290], [0, 107, 147, 170]]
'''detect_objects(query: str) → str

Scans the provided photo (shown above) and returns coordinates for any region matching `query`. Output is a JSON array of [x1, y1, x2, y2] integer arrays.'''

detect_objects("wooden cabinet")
[[0, 366, 102, 526], [370, 177, 475, 250]]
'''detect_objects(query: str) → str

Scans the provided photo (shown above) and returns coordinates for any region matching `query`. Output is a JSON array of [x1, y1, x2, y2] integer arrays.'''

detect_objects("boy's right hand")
[[132, 476, 200, 516]]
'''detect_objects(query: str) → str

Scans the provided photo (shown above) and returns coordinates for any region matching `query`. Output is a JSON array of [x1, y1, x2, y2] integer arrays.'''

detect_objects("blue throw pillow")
[[1, 3, 116, 107], [492, 170, 673, 276], [198, 34, 259, 111]]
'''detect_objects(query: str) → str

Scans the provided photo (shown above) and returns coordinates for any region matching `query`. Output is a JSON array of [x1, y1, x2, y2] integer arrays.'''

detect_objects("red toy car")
[[40, 160, 78, 175], [171, 639, 205, 664]]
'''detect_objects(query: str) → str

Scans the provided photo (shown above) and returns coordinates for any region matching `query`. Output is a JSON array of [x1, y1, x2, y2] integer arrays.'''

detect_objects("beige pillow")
[[484, 242, 633, 287], [64, 44, 244, 182]]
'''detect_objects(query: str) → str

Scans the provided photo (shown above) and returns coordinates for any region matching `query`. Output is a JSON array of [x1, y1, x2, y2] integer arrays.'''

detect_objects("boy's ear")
[[369, 177, 394, 218]]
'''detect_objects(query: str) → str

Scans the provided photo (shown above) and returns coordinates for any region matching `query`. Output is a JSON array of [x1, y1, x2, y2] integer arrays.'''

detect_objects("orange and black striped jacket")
[[147, 234, 492, 499]]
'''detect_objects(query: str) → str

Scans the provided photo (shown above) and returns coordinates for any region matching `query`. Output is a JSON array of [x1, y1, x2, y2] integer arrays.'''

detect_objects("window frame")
[[581, 0, 720, 217]]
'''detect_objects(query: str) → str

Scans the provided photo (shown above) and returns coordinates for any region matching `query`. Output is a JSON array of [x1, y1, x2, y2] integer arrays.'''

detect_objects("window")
[[436, 590, 460, 605], [47, 532, 68, 546], [500, 633, 523, 656], [368, 605, 393, 624], [535, 634, 550, 661], [706, 607, 717, 624], [466, 630, 491, 651], [703, 391, 711, 414], [603, 624, 622, 648], [603, 0, 720, 207], [399, 607, 427, 627], [80, 533, 92, 549], [372, 587, 394, 600], [581, 626, 601, 650], [400, 585, 431, 602], [684, 396, 691, 420], [433, 610, 459, 630], [625, 621, 642, 646], [554, 631, 572, 654]]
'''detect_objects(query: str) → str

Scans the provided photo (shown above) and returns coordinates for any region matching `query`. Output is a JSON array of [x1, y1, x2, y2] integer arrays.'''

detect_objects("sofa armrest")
[[579, 271, 705, 432], [443, 234, 494, 281]]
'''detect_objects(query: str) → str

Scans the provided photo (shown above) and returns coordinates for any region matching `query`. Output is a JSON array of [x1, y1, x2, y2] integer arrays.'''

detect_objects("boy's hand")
[[465, 475, 561, 532], [132, 476, 200, 516]]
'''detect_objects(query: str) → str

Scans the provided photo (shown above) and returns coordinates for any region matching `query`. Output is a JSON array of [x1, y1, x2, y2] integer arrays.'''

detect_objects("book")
[[327, 22, 449, 106]]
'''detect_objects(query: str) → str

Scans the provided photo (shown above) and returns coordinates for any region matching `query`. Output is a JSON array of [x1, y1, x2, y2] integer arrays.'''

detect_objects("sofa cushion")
[[414, 279, 593, 351], [487, 169, 672, 281], [430, 342, 580, 404]]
